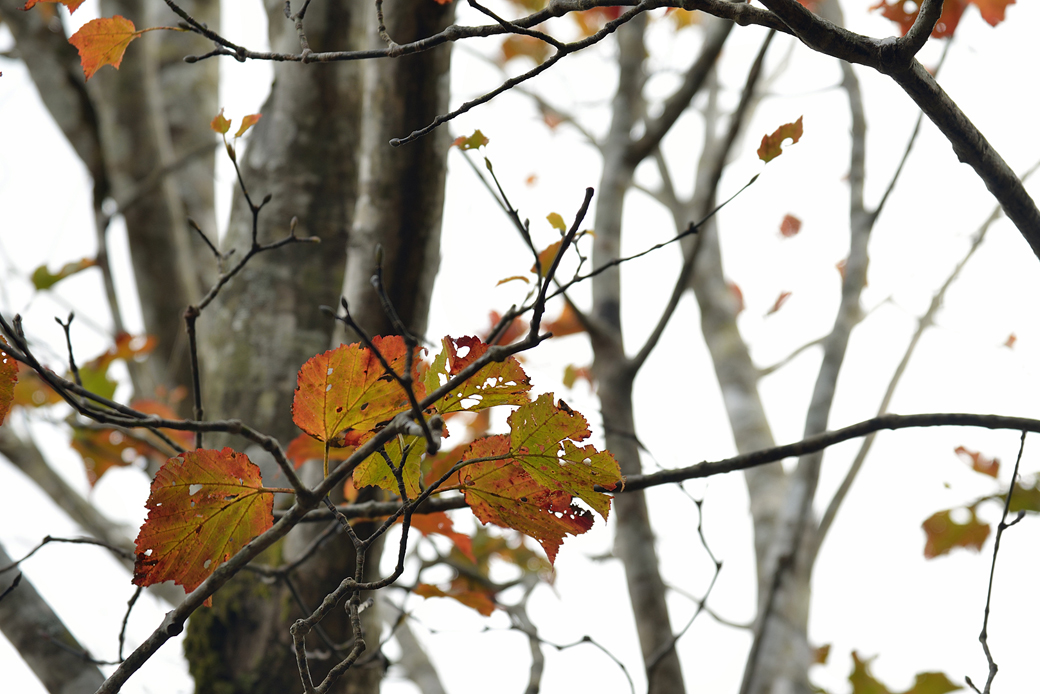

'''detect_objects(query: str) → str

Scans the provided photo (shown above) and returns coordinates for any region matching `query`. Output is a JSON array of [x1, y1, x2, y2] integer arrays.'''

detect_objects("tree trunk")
[[189, 0, 453, 691]]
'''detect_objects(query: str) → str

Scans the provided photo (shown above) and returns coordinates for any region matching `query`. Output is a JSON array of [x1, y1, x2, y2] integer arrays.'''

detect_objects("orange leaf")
[[409, 511, 475, 561], [414, 582, 495, 616], [1003, 333, 1017, 349], [543, 303, 585, 338], [133, 449, 273, 594], [531, 240, 563, 277], [726, 281, 745, 314], [757, 116, 803, 163], [954, 445, 999, 478], [0, 340, 16, 426], [285, 433, 354, 469], [210, 109, 231, 134], [871, 0, 1012, 38], [484, 311, 527, 346], [499, 34, 551, 66], [234, 113, 262, 138], [766, 290, 792, 316], [21, 0, 85, 13], [11, 363, 62, 408], [779, 214, 802, 238], [291, 336, 420, 446], [922, 507, 990, 559], [69, 16, 140, 81]]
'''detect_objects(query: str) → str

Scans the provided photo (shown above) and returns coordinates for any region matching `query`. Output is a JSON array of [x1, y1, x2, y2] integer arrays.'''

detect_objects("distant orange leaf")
[[922, 507, 990, 559], [779, 214, 802, 238], [871, 0, 1012, 37], [954, 445, 999, 478], [0, 340, 16, 426], [766, 291, 792, 316], [1003, 333, 1017, 349], [210, 109, 231, 134], [414, 582, 495, 615], [69, 16, 140, 80], [409, 511, 475, 561], [234, 113, 262, 138], [453, 130, 488, 150], [531, 240, 563, 277], [500, 34, 551, 65], [758, 116, 803, 163], [21, 0, 85, 13], [285, 433, 354, 469], [133, 449, 273, 594], [543, 303, 585, 338]]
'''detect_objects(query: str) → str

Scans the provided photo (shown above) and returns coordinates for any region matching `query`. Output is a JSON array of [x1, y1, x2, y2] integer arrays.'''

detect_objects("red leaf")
[[922, 507, 990, 559], [779, 214, 802, 238], [758, 116, 803, 163], [133, 449, 273, 594], [0, 340, 17, 426], [766, 291, 792, 316], [69, 16, 140, 80], [291, 336, 419, 446], [21, 0, 85, 13], [954, 445, 999, 478], [484, 311, 527, 346]]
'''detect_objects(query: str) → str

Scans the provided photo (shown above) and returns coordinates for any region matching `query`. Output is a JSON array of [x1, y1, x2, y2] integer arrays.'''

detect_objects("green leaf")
[[922, 507, 990, 559], [758, 116, 803, 163], [31, 257, 97, 290]]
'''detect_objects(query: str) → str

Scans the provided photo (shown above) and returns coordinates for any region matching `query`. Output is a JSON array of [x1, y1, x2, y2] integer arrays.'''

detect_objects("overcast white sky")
[[2, 1, 1040, 692]]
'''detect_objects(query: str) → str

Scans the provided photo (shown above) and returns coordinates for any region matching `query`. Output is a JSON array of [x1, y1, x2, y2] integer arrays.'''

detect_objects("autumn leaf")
[[871, 0, 1011, 38], [234, 113, 262, 138], [496, 275, 531, 286], [922, 507, 990, 558], [572, 7, 623, 37], [779, 214, 802, 238], [291, 336, 420, 446], [1008, 474, 1040, 513], [414, 582, 495, 616], [766, 291, 792, 316], [353, 434, 425, 497], [71, 427, 139, 486], [727, 281, 745, 314], [31, 257, 97, 290], [285, 433, 354, 469], [69, 16, 140, 80], [409, 511, 475, 561], [453, 130, 489, 150], [0, 340, 16, 426], [423, 335, 531, 416], [562, 364, 593, 390], [459, 435, 594, 564], [848, 652, 959, 694], [21, 0, 85, 13], [484, 311, 528, 346], [531, 240, 563, 277], [812, 643, 831, 666], [758, 116, 803, 163], [500, 35, 551, 65], [543, 303, 585, 338], [210, 109, 231, 134], [954, 445, 999, 478], [546, 212, 567, 232], [133, 448, 273, 594], [11, 363, 62, 408], [1003, 333, 1016, 349], [507, 394, 621, 518], [457, 396, 621, 562]]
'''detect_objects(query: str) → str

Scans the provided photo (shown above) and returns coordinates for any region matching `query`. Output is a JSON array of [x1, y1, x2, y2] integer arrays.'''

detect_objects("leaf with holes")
[[508, 393, 622, 517], [132, 448, 273, 594], [69, 16, 140, 80], [423, 336, 531, 416], [453, 130, 488, 150], [922, 507, 989, 559], [458, 435, 594, 564], [292, 336, 420, 446], [758, 116, 803, 163]]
